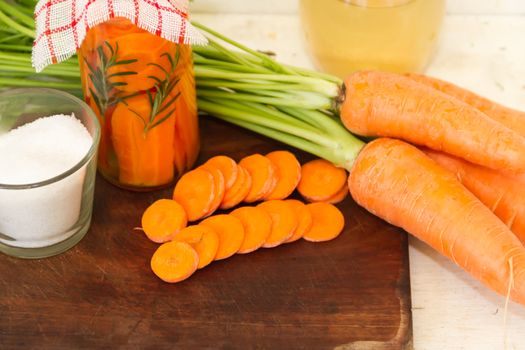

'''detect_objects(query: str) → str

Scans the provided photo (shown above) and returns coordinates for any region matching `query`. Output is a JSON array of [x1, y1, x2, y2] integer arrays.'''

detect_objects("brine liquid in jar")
[[78, 18, 199, 191], [300, 0, 445, 77]]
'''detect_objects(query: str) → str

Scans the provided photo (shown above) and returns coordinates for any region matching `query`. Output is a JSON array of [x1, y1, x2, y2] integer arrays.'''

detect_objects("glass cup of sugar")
[[0, 88, 100, 259]]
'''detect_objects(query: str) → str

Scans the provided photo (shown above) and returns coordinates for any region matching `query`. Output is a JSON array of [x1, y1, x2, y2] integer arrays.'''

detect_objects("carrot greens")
[[0, 3, 365, 170]]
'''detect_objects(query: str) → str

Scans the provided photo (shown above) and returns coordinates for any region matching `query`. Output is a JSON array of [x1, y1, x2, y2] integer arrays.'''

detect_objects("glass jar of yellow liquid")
[[299, 0, 445, 77]]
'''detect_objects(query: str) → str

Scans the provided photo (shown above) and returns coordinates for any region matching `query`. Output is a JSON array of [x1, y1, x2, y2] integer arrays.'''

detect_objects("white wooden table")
[[192, 8, 525, 350]]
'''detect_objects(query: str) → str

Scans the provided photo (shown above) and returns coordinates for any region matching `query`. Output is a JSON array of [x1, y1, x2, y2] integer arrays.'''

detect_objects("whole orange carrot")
[[191, 25, 525, 304], [423, 148, 525, 244], [340, 70, 525, 172], [406, 73, 525, 137], [404, 74, 525, 235], [348, 138, 525, 305]]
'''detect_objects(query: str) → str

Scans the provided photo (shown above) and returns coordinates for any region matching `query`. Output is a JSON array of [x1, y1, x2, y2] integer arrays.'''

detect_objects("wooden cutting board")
[[0, 117, 412, 349]]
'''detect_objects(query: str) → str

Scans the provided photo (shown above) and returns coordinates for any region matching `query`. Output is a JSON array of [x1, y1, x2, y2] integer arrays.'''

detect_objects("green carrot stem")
[[0, 24, 16, 33], [0, 64, 80, 77], [10, 1, 35, 17], [197, 87, 332, 110], [283, 64, 343, 85], [199, 98, 364, 169], [205, 37, 260, 70], [0, 52, 79, 68], [276, 106, 329, 130], [0, 77, 81, 89], [191, 27, 342, 85], [192, 21, 297, 76], [0, 52, 35, 62], [0, 1, 34, 28], [194, 66, 339, 97], [0, 32, 23, 43], [215, 113, 334, 162], [215, 99, 319, 133], [222, 48, 341, 84], [0, 71, 32, 77], [278, 107, 349, 138], [192, 55, 270, 74], [241, 88, 326, 102], [196, 77, 332, 94], [197, 97, 342, 149], [0, 43, 32, 51], [199, 98, 332, 158], [0, 8, 34, 37], [192, 46, 237, 63], [12, 0, 37, 11]]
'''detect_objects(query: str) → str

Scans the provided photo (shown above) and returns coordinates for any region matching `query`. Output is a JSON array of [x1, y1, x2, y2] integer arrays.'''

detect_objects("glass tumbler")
[[300, 0, 446, 77], [0, 88, 100, 259]]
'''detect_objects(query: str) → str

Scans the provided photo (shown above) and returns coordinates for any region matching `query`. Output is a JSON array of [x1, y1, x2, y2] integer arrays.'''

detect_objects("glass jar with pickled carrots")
[[78, 18, 199, 191], [300, 0, 445, 77]]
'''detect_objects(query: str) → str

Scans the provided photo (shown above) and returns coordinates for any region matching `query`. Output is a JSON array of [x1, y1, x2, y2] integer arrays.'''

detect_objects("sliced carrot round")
[[173, 225, 219, 269], [303, 183, 349, 204], [172, 168, 215, 221], [257, 200, 298, 248], [220, 165, 252, 210], [284, 199, 313, 243], [205, 155, 238, 190], [297, 159, 348, 201], [198, 163, 226, 218], [239, 154, 277, 202], [220, 164, 246, 209], [150, 241, 199, 283], [200, 214, 245, 260], [303, 202, 345, 242], [141, 199, 187, 243], [325, 184, 349, 204], [230, 206, 273, 254], [264, 150, 302, 200]]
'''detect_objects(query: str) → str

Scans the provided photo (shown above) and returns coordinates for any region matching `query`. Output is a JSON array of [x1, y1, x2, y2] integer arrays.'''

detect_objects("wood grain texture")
[[0, 117, 412, 349]]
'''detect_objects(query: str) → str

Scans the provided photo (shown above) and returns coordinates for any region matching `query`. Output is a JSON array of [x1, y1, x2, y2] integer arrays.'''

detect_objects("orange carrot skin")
[[424, 148, 525, 244], [341, 70, 525, 172], [406, 73, 525, 138], [348, 138, 525, 305]]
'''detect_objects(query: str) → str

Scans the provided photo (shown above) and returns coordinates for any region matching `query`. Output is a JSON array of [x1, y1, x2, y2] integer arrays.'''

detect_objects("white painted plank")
[[191, 14, 314, 69], [410, 237, 525, 350], [426, 14, 525, 110], [447, 0, 525, 15]]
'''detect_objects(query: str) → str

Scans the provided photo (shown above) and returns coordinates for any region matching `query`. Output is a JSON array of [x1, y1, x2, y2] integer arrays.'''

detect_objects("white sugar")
[[0, 114, 92, 185], [0, 114, 93, 248]]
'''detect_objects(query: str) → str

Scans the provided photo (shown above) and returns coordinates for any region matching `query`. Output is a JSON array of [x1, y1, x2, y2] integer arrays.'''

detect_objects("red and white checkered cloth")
[[32, 0, 207, 72]]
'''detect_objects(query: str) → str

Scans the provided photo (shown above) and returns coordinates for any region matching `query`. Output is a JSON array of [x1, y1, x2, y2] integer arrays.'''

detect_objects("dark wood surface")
[[0, 117, 412, 349]]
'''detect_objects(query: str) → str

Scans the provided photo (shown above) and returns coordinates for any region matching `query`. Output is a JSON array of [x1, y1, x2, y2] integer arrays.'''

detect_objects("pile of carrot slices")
[[172, 152, 349, 221], [142, 151, 347, 283]]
